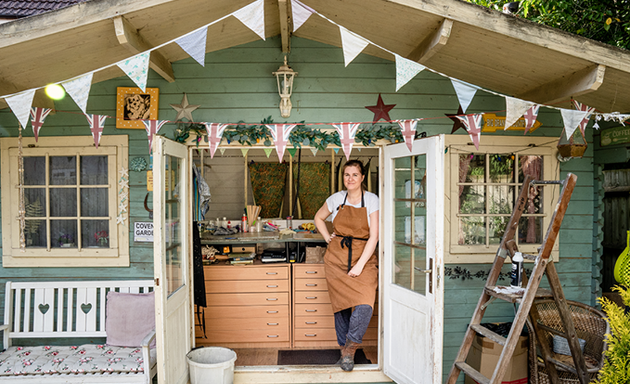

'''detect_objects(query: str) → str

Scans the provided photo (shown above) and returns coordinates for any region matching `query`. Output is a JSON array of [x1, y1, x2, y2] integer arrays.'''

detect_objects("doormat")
[[277, 349, 371, 365]]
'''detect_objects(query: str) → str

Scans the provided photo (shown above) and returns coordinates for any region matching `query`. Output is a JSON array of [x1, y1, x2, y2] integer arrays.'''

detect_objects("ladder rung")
[[537, 323, 567, 338], [470, 324, 507, 346], [485, 286, 554, 303], [530, 180, 564, 185], [547, 357, 578, 374], [455, 361, 490, 384]]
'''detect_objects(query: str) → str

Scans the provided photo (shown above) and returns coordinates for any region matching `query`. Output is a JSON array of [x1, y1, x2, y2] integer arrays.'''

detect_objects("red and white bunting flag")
[[85, 114, 107, 148], [397, 119, 417, 152], [333, 122, 360, 160], [30, 107, 52, 142], [455, 114, 483, 150], [142, 120, 168, 153], [523, 105, 540, 135], [265, 124, 298, 162], [572, 100, 595, 136], [204, 123, 229, 158]]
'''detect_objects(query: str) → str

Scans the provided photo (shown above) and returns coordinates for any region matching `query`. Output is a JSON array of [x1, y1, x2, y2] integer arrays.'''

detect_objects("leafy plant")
[[490, 154, 514, 177], [470, 167, 484, 176], [596, 284, 630, 384]]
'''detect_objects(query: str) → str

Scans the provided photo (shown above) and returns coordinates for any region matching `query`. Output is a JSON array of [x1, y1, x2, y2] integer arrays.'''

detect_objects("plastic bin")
[[187, 347, 237, 384]]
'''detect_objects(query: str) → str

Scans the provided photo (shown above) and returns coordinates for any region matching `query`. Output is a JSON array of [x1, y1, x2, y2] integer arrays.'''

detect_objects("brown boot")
[[335, 344, 345, 365], [340, 339, 360, 371]]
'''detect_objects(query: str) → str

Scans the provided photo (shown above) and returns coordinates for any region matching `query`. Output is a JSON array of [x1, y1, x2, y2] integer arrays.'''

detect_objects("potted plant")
[[58, 233, 74, 247], [596, 284, 629, 384], [94, 231, 109, 247]]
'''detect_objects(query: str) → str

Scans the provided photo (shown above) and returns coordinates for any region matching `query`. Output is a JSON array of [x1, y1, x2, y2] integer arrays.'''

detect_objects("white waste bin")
[[187, 347, 237, 384]]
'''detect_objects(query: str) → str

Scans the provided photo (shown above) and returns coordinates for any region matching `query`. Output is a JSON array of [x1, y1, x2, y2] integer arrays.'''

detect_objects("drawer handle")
[[267, 310, 278, 314], [267, 322, 279, 326], [305, 334, 317, 337], [266, 272, 278, 275], [266, 298, 278, 301], [306, 296, 318, 300], [305, 321, 317, 325], [305, 309, 317, 312], [305, 271, 318, 274], [305, 283, 318, 287], [266, 285, 278, 288], [267, 335, 279, 338]]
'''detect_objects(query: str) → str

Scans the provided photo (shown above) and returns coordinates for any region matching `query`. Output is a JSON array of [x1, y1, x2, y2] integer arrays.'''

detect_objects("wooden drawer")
[[205, 279, 288, 293], [204, 265, 289, 281], [200, 327, 290, 343], [294, 327, 337, 342], [364, 325, 378, 340], [198, 317, 289, 331], [294, 278, 328, 291], [293, 264, 326, 278], [294, 315, 335, 329], [207, 292, 289, 306], [204, 305, 288, 319], [294, 290, 331, 304], [294, 303, 334, 316]]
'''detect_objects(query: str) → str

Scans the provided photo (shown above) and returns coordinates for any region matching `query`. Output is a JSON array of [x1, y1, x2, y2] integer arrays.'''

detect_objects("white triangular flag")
[[339, 27, 369, 67], [451, 79, 478, 113], [233, 0, 265, 40], [62, 73, 93, 114], [5, 89, 36, 129], [175, 27, 208, 67], [504, 96, 535, 130], [117, 52, 150, 92], [291, 0, 315, 32], [219, 148, 227, 156], [395, 55, 425, 91], [560, 109, 590, 140], [309, 147, 318, 156]]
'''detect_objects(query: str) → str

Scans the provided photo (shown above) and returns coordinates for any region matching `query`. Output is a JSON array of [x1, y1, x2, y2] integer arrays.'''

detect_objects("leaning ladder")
[[446, 173, 591, 384]]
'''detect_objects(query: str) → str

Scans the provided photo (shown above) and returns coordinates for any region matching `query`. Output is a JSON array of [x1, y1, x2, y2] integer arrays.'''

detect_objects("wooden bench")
[[0, 280, 156, 383]]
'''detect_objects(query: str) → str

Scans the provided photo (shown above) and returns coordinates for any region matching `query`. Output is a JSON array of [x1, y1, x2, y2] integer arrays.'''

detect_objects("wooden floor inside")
[[231, 347, 378, 366]]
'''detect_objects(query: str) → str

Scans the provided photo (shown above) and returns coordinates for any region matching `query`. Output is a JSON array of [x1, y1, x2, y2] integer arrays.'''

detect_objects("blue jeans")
[[334, 305, 373, 346]]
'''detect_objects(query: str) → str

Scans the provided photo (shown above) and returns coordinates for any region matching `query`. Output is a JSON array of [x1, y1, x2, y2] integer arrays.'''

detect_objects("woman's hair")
[[342, 159, 366, 191]]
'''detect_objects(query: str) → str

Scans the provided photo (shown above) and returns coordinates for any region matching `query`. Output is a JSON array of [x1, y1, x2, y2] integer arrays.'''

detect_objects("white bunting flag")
[[85, 114, 107, 148], [233, 0, 265, 40], [175, 27, 208, 67], [204, 123, 229, 158], [6, 89, 36, 129], [456, 114, 483, 149], [339, 27, 369, 67], [572, 100, 595, 136], [62, 73, 93, 114], [30, 107, 52, 142], [504, 96, 535, 130], [265, 124, 298, 162], [395, 55, 425, 91], [309, 147, 318, 156], [142, 120, 168, 153], [523, 104, 540, 135], [560, 109, 590, 140], [397, 119, 418, 152], [451, 79, 479, 113], [291, 0, 315, 32], [117, 52, 150, 92], [219, 147, 227, 156], [333, 122, 360, 160]]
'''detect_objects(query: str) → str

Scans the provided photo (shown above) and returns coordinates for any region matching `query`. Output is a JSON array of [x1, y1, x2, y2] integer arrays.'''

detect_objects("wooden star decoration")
[[446, 105, 466, 134], [170, 93, 200, 122], [365, 94, 396, 122]]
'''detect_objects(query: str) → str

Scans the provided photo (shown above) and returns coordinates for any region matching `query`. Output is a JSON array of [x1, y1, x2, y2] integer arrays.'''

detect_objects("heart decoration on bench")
[[81, 303, 92, 314], [38, 304, 50, 314]]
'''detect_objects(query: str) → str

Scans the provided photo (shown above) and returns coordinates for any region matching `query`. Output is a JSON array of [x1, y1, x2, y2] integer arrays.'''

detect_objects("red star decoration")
[[365, 94, 396, 122], [446, 105, 466, 134]]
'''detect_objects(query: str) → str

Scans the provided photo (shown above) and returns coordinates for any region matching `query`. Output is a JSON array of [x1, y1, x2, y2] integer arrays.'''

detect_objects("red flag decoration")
[[522, 105, 540, 135], [204, 123, 229, 158], [332, 122, 360, 160], [455, 114, 483, 150], [396, 119, 417, 152], [85, 114, 108, 148], [142, 120, 168, 153], [265, 124, 298, 162], [30, 107, 52, 142], [572, 100, 595, 135]]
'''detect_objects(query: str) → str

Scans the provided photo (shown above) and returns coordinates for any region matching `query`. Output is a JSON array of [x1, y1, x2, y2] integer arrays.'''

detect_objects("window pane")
[[460, 185, 485, 214], [165, 155, 184, 297], [51, 220, 77, 248], [82, 220, 109, 248], [489, 216, 510, 244], [81, 188, 108, 217], [25, 188, 46, 217], [25, 220, 46, 247], [489, 154, 514, 183], [519, 155, 543, 183], [458, 217, 486, 245], [519, 216, 543, 244], [488, 186, 514, 214], [24, 157, 45, 185], [50, 156, 76, 185], [461, 153, 485, 183], [50, 188, 77, 217], [81, 156, 108, 185]]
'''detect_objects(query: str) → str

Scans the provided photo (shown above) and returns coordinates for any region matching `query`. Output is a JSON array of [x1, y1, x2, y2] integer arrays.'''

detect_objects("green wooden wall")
[[0, 36, 598, 383]]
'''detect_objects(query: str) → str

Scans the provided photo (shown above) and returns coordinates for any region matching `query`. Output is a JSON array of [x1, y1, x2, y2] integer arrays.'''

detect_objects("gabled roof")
[[1, 0, 629, 113], [0, 0, 86, 19]]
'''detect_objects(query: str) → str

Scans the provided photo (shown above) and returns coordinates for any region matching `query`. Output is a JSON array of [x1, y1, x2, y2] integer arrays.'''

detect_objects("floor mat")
[[277, 348, 371, 365]]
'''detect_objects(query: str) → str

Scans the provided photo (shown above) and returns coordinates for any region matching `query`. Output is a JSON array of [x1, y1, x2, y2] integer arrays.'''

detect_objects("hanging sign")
[[600, 125, 630, 147], [134, 222, 154, 242], [481, 113, 542, 133]]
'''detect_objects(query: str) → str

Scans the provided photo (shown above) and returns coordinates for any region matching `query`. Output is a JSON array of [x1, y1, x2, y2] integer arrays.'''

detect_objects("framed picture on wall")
[[116, 87, 159, 129]]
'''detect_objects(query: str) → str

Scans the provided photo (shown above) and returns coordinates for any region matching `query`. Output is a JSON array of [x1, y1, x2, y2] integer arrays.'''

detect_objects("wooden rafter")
[[517, 64, 606, 105], [278, 0, 292, 53], [113, 15, 175, 83], [408, 18, 453, 63]]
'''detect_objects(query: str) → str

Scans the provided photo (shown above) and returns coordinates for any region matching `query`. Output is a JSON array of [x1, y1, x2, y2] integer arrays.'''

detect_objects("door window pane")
[[50, 188, 77, 217], [50, 156, 76, 185], [25, 220, 46, 247], [165, 155, 184, 296], [51, 220, 77, 248], [24, 157, 45, 185], [81, 156, 108, 185], [81, 188, 108, 217], [82, 220, 109, 248]]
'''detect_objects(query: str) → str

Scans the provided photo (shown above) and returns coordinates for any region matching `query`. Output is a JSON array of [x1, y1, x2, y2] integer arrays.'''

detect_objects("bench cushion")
[[105, 291, 155, 348], [0, 344, 156, 376]]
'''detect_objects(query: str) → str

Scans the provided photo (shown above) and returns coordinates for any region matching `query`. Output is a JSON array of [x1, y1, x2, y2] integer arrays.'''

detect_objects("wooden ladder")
[[446, 172, 591, 384]]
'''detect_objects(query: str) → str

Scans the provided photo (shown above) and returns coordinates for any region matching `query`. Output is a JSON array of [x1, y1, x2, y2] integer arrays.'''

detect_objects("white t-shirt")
[[325, 191, 379, 227]]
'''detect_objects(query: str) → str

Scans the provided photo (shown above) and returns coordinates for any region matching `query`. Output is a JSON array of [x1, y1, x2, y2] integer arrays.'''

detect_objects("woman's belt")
[[340, 236, 369, 272]]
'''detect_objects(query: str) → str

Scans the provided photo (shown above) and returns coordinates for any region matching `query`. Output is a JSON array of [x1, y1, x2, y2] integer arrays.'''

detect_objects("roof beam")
[[278, 0, 292, 53], [517, 64, 606, 105], [113, 15, 175, 83], [408, 18, 453, 63]]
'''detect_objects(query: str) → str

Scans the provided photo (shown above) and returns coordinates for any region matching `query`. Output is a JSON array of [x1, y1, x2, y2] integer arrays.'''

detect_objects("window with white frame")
[[445, 136, 560, 263], [1, 136, 129, 267]]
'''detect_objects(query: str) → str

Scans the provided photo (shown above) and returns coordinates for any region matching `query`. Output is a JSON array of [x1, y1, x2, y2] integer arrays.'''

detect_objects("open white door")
[[382, 135, 445, 384], [153, 136, 191, 384]]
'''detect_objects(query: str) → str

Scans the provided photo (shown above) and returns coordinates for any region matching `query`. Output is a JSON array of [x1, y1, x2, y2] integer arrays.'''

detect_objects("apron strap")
[[336, 191, 365, 211], [340, 235, 369, 272]]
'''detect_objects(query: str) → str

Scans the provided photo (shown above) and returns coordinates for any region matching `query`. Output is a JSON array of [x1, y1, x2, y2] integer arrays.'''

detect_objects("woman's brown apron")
[[324, 193, 378, 313]]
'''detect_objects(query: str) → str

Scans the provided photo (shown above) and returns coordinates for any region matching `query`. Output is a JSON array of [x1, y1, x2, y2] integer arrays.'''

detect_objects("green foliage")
[[596, 285, 630, 384], [465, 0, 630, 51]]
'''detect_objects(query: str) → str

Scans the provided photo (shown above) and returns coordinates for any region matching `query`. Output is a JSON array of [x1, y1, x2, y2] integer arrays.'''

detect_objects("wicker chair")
[[528, 300, 609, 384]]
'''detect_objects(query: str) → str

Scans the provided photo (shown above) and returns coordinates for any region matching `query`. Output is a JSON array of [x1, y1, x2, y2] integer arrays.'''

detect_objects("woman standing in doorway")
[[314, 159, 379, 372]]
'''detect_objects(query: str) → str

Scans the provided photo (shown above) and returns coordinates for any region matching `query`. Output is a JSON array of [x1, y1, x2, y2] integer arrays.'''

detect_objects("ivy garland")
[[173, 116, 410, 150], [444, 266, 533, 281]]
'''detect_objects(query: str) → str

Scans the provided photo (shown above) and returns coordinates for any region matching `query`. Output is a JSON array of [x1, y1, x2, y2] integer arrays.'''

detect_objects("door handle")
[[415, 268, 431, 273]]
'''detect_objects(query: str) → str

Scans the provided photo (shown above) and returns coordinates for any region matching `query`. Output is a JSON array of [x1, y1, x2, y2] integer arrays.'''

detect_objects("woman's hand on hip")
[[326, 232, 336, 244]]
